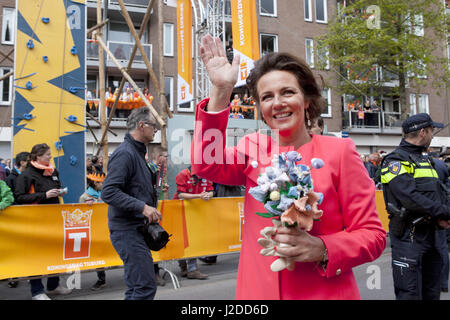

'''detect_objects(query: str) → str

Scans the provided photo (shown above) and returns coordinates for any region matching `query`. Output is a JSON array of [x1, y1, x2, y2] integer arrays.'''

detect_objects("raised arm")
[[199, 34, 240, 111]]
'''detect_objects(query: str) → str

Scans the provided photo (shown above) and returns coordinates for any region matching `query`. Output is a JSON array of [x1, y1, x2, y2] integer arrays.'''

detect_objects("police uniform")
[[381, 113, 449, 300]]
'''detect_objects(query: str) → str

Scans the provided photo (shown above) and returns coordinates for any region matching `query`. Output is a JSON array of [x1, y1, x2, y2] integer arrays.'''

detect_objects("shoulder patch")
[[388, 161, 401, 175]]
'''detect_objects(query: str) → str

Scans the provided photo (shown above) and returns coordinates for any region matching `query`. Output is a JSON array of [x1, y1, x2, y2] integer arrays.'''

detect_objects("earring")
[[305, 111, 311, 127]]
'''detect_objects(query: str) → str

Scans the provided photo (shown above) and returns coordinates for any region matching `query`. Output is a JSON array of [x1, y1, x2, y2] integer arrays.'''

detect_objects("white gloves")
[[257, 219, 295, 272]]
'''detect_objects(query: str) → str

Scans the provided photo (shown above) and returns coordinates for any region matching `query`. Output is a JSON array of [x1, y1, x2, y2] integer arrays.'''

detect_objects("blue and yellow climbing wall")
[[13, 0, 86, 203]]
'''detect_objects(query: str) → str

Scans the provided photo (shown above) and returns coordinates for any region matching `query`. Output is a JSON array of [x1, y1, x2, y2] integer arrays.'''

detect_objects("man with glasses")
[[381, 113, 450, 300], [102, 107, 162, 300]]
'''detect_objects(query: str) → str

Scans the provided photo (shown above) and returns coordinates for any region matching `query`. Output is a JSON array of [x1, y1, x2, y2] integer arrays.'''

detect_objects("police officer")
[[381, 113, 450, 300]]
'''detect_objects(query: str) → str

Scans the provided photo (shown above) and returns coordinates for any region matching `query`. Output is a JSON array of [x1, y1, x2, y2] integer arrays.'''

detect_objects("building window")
[[304, 0, 312, 22], [417, 94, 429, 114], [321, 88, 332, 117], [305, 38, 314, 68], [260, 33, 278, 56], [317, 45, 329, 70], [2, 8, 15, 45], [163, 23, 174, 57], [0, 67, 12, 104], [315, 0, 327, 23], [409, 93, 417, 115], [165, 76, 174, 111], [260, 0, 277, 17]]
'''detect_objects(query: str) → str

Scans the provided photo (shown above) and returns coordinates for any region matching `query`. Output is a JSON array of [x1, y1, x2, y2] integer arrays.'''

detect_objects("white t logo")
[[68, 232, 87, 252]]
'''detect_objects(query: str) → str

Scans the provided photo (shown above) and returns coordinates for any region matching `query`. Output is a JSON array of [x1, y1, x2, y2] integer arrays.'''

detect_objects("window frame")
[[2, 7, 15, 45], [0, 67, 13, 105], [163, 23, 174, 57], [164, 76, 174, 112], [260, 33, 278, 56], [305, 38, 315, 68], [259, 0, 277, 17], [315, 0, 328, 24], [417, 94, 429, 114], [304, 0, 312, 22], [321, 87, 332, 118]]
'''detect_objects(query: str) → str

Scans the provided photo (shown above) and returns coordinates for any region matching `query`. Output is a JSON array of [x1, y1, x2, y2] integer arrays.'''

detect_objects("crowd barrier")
[[0, 192, 389, 280]]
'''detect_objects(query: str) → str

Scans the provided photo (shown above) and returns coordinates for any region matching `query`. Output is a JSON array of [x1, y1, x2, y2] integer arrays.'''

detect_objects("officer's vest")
[[381, 152, 439, 185], [381, 148, 443, 217]]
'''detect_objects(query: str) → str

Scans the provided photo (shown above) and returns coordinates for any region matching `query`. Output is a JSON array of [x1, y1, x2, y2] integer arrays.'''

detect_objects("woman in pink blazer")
[[191, 35, 386, 300]]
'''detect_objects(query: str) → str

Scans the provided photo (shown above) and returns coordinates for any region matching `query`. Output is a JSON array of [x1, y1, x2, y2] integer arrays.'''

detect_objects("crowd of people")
[[347, 99, 381, 127], [86, 86, 154, 120], [228, 93, 257, 119], [1, 31, 449, 301]]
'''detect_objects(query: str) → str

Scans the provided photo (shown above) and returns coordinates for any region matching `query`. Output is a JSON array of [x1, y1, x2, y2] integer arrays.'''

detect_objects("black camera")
[[139, 221, 171, 251]]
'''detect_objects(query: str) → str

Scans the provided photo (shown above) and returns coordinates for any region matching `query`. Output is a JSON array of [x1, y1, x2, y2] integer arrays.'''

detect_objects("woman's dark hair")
[[246, 52, 325, 123], [30, 143, 50, 161]]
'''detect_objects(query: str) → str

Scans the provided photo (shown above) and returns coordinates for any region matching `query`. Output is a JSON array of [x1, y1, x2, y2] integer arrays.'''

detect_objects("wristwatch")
[[320, 247, 328, 270]]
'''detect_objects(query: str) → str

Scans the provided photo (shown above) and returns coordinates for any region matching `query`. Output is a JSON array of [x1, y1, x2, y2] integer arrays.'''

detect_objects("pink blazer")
[[191, 99, 387, 300]]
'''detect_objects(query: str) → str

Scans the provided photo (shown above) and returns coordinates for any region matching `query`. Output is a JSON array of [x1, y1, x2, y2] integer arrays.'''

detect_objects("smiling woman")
[[192, 34, 386, 300]]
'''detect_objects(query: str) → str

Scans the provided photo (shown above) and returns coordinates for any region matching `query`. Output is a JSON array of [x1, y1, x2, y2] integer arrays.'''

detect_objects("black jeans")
[[390, 226, 442, 300], [110, 229, 157, 300]]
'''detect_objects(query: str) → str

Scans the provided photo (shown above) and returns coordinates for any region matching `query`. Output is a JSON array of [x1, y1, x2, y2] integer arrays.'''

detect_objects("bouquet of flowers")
[[248, 151, 325, 272]]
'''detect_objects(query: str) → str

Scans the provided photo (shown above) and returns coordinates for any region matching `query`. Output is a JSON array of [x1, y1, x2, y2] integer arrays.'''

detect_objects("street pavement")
[[1, 237, 449, 300]]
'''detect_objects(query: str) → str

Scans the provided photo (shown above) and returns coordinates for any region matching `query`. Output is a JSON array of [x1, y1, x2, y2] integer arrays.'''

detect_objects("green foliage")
[[317, 0, 449, 117]]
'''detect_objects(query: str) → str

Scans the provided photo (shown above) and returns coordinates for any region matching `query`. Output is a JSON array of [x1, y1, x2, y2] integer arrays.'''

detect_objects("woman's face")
[[257, 70, 309, 136], [37, 149, 52, 164]]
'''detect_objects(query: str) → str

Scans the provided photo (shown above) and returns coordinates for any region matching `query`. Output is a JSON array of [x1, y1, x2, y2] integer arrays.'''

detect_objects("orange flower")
[[281, 190, 323, 231]]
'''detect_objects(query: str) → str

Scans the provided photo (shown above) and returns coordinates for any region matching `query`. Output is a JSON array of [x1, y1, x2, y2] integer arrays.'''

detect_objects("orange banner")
[[177, 0, 193, 104], [231, 0, 260, 87], [0, 198, 244, 280], [0, 193, 389, 280]]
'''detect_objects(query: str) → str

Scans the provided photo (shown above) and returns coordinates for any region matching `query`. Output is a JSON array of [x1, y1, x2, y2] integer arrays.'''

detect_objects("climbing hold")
[[55, 141, 63, 150], [41, 17, 50, 24], [66, 115, 78, 122], [68, 86, 84, 94], [42, 56, 48, 63], [23, 113, 34, 120], [26, 40, 34, 49], [69, 155, 78, 166], [70, 46, 77, 55], [25, 81, 33, 90]]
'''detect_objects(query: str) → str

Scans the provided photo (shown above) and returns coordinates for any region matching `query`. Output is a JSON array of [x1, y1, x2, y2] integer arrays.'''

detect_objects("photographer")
[[102, 107, 162, 300]]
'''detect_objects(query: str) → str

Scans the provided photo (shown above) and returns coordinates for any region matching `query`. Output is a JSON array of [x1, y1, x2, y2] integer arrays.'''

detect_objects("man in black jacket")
[[102, 107, 162, 300]]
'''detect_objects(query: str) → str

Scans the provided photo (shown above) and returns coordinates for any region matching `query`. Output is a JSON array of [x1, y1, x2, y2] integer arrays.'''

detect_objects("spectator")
[[432, 154, 450, 293], [102, 107, 161, 300], [0, 179, 13, 210], [0, 158, 10, 177], [14, 143, 71, 300], [199, 183, 245, 265], [173, 167, 213, 280], [309, 117, 324, 135], [91, 155, 103, 173], [79, 171, 107, 291], [145, 151, 167, 287], [6, 152, 30, 196], [232, 94, 241, 106]]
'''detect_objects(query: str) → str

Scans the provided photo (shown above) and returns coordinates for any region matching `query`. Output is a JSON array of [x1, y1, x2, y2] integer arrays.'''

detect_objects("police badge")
[[388, 161, 401, 175]]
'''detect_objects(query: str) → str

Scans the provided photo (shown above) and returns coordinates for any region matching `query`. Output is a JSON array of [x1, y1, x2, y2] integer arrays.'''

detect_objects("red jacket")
[[191, 98, 386, 300], [173, 168, 214, 199]]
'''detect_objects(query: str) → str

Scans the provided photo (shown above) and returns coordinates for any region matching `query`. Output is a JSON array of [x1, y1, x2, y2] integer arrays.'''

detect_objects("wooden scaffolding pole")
[[96, 0, 108, 172], [94, 34, 165, 127], [116, 0, 173, 121], [95, 0, 155, 156]]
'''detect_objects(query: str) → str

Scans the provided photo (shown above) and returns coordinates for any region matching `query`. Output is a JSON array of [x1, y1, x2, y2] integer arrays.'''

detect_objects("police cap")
[[402, 113, 444, 134]]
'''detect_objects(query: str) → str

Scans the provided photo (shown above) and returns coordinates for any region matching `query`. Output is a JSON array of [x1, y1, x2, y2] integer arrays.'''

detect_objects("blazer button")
[[336, 269, 342, 275]]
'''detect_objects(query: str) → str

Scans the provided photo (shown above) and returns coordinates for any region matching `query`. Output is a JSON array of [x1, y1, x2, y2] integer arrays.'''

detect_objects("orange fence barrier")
[[0, 193, 388, 280]]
